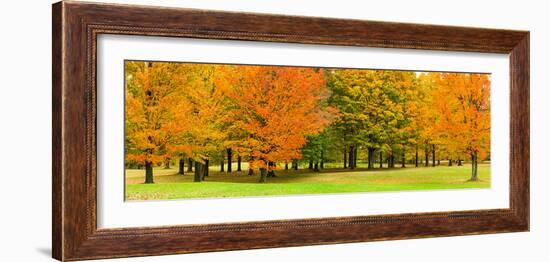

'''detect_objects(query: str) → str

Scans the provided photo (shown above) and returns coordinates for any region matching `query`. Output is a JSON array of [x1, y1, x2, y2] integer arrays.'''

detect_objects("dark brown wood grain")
[[52, 3, 63, 260], [52, 1, 530, 261]]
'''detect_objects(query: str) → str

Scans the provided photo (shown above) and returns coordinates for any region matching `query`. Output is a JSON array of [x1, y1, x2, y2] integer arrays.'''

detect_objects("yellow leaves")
[[125, 60, 491, 167]]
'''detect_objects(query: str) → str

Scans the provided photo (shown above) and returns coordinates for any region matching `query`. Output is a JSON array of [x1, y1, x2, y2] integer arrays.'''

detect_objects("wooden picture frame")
[[52, 1, 529, 261]]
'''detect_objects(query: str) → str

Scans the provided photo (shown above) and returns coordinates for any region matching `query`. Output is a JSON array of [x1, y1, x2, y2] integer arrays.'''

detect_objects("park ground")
[[125, 162, 490, 200]]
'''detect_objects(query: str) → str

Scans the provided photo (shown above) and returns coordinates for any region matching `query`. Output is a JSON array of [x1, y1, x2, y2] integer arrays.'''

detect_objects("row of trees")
[[302, 70, 491, 180], [125, 61, 490, 183]]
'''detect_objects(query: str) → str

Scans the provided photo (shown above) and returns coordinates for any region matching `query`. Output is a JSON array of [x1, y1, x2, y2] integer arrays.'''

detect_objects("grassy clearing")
[[125, 163, 490, 200]]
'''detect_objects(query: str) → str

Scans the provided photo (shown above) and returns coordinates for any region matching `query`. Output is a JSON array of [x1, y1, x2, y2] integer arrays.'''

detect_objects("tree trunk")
[[267, 162, 276, 177], [193, 161, 203, 182], [438, 159, 440, 165], [344, 146, 348, 168], [314, 162, 320, 172], [145, 161, 154, 184], [267, 170, 276, 177], [401, 151, 406, 168], [367, 148, 376, 169], [470, 153, 478, 181], [367, 148, 372, 169], [293, 160, 298, 170], [237, 155, 242, 171], [458, 159, 463, 166], [349, 145, 355, 169], [415, 147, 419, 167], [425, 145, 429, 167], [220, 158, 224, 172], [187, 158, 193, 172], [432, 144, 436, 167], [259, 168, 267, 183], [379, 151, 383, 168], [354, 147, 358, 168], [449, 159, 453, 166], [309, 159, 314, 170], [178, 157, 184, 175], [203, 159, 209, 179], [248, 166, 254, 176], [348, 146, 353, 169], [227, 148, 232, 173], [285, 163, 289, 170], [164, 158, 170, 169], [320, 151, 324, 169]]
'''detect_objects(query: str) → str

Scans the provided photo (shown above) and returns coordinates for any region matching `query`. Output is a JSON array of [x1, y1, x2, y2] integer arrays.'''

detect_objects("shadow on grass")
[[128, 165, 490, 187]]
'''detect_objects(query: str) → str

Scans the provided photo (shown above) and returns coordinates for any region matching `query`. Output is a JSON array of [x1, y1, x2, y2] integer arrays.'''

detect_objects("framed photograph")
[[52, 1, 529, 261]]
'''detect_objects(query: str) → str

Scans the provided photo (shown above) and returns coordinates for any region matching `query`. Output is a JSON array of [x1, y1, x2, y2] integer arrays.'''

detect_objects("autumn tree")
[[328, 69, 417, 169], [220, 66, 336, 182], [409, 73, 442, 168], [125, 61, 193, 184], [433, 73, 491, 180], [182, 64, 231, 182], [326, 69, 361, 169]]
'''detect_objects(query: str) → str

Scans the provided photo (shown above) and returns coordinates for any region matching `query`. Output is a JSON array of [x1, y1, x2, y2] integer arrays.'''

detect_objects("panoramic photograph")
[[124, 60, 491, 200]]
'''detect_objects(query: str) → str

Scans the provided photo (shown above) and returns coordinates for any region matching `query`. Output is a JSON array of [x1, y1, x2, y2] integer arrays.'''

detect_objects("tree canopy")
[[125, 61, 491, 183]]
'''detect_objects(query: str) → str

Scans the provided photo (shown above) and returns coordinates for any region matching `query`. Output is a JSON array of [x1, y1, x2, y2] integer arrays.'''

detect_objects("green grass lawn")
[[125, 163, 490, 200]]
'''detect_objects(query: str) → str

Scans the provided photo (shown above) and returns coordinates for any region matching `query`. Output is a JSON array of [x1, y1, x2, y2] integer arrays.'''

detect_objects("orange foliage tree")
[[125, 62, 193, 183], [432, 73, 491, 180], [219, 66, 336, 182]]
